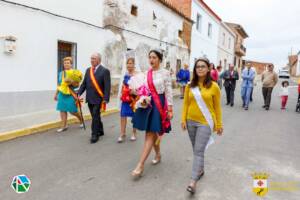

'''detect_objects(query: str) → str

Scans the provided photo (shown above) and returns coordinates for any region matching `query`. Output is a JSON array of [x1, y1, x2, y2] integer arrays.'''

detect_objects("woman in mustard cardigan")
[[181, 57, 223, 194]]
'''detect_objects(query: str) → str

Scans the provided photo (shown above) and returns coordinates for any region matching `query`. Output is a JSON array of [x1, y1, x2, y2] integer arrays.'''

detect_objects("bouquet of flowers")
[[58, 69, 83, 95], [64, 69, 83, 87], [135, 85, 151, 109]]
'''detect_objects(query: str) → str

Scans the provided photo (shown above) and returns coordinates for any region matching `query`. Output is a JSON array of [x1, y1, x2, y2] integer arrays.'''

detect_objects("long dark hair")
[[149, 49, 163, 63], [190, 58, 212, 88]]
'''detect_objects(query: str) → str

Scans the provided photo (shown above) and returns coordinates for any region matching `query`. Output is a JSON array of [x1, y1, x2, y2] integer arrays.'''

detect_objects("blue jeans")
[[241, 87, 252, 107]]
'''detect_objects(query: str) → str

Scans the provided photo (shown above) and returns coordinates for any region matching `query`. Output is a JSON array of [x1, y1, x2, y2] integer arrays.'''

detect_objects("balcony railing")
[[235, 43, 246, 56]]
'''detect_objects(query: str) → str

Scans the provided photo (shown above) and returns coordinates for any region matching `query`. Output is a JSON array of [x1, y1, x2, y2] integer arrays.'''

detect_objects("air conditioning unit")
[[4, 36, 17, 54]]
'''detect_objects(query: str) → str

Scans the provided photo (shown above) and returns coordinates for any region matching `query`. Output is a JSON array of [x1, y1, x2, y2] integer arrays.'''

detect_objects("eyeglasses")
[[195, 65, 208, 69]]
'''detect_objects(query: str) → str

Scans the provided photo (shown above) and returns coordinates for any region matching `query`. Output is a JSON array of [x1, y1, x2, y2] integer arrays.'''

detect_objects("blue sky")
[[207, 0, 300, 68]]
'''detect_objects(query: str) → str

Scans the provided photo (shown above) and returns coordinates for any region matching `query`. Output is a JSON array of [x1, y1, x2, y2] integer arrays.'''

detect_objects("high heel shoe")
[[117, 135, 126, 143], [131, 165, 144, 177], [187, 185, 196, 195], [151, 155, 161, 165]]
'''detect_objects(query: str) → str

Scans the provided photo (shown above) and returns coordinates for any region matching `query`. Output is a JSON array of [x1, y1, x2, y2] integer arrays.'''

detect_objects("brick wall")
[[182, 19, 192, 51], [245, 61, 271, 75]]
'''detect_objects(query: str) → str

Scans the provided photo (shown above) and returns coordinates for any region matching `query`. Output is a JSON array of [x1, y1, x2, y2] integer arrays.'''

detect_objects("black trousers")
[[225, 85, 235, 104], [262, 87, 273, 107], [88, 104, 104, 136]]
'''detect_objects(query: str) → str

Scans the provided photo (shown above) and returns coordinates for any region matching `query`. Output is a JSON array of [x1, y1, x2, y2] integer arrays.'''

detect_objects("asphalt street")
[[0, 80, 300, 200]]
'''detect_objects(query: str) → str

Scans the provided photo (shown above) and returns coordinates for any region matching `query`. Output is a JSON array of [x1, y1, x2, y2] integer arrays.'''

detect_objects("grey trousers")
[[187, 120, 212, 181]]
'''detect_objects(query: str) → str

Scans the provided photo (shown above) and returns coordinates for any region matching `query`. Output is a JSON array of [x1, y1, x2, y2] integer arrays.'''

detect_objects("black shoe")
[[262, 105, 266, 108], [245, 107, 249, 110], [230, 103, 234, 107], [98, 133, 104, 137], [90, 135, 99, 144], [265, 107, 269, 111]]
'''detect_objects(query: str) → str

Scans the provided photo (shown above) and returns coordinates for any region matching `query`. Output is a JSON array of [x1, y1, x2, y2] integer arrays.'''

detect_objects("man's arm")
[[78, 69, 88, 96], [249, 71, 255, 81], [241, 70, 248, 80], [274, 73, 279, 85], [103, 69, 111, 103]]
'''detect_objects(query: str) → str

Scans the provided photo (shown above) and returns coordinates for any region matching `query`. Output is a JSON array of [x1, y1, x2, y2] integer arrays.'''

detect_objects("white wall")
[[190, 0, 220, 66], [4, 0, 105, 26], [0, 1, 116, 92], [113, 0, 189, 71], [217, 22, 235, 70], [0, 0, 189, 93]]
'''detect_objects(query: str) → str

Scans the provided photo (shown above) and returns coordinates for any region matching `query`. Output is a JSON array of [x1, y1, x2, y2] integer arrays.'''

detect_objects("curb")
[[0, 108, 119, 143]]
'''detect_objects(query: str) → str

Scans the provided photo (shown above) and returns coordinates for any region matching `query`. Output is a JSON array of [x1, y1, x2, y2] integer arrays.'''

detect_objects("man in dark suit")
[[223, 64, 239, 107], [78, 53, 111, 143]]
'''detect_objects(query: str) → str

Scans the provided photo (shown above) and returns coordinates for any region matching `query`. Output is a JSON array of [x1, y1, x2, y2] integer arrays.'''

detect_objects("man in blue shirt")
[[241, 63, 256, 110]]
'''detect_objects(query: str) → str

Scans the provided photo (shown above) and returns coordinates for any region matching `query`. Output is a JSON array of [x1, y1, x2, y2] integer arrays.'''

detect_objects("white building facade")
[[0, 0, 191, 117], [217, 22, 236, 70], [190, 0, 221, 66]]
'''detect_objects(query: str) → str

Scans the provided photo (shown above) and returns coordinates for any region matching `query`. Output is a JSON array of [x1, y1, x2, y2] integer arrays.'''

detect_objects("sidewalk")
[[0, 89, 180, 142]]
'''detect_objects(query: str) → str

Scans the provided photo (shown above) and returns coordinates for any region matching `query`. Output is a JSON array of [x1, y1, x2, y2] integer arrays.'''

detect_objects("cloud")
[[206, 0, 300, 67]]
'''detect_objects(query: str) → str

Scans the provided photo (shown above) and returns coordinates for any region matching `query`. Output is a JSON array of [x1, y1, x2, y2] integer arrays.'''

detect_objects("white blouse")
[[146, 68, 173, 106], [128, 68, 173, 105]]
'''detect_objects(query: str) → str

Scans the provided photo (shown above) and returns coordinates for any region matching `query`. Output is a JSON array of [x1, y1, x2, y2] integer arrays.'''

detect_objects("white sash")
[[191, 86, 215, 149]]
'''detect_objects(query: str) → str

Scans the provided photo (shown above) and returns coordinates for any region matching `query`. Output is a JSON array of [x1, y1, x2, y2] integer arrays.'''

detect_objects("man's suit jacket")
[[78, 65, 111, 105], [223, 70, 239, 89], [241, 68, 255, 88]]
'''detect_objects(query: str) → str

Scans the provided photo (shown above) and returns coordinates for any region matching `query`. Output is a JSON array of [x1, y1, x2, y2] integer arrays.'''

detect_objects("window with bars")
[[57, 41, 77, 78]]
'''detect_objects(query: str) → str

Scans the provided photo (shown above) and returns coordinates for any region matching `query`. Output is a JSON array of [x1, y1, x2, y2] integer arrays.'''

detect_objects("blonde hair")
[[63, 57, 73, 64]]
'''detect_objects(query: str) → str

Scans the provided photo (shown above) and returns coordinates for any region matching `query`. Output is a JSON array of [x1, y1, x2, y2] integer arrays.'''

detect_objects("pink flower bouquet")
[[135, 85, 151, 109]]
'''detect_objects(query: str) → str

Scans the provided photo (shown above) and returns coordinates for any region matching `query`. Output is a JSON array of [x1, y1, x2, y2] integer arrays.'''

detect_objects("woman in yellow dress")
[[54, 57, 83, 132]]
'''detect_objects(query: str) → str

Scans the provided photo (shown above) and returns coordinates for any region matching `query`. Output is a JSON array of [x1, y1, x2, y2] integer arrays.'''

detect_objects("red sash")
[[90, 67, 106, 111], [147, 68, 170, 136]]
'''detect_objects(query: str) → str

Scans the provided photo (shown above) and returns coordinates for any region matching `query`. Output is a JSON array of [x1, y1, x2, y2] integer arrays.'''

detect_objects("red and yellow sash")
[[90, 67, 106, 112]]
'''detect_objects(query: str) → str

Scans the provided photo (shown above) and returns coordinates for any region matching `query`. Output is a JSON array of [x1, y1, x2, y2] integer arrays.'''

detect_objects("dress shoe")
[[230, 103, 234, 107], [90, 135, 99, 144]]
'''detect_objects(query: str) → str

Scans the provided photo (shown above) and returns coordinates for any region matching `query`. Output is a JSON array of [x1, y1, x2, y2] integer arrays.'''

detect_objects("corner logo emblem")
[[252, 173, 269, 197], [11, 175, 31, 193]]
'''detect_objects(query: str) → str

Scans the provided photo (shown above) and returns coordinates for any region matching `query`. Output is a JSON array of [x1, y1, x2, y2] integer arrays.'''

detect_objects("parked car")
[[278, 69, 290, 79]]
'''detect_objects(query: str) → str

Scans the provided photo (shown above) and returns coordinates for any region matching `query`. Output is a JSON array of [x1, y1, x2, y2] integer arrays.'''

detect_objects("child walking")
[[280, 81, 289, 110]]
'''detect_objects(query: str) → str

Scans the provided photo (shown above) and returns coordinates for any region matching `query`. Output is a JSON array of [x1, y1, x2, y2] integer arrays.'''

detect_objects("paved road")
[[1, 81, 300, 200]]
